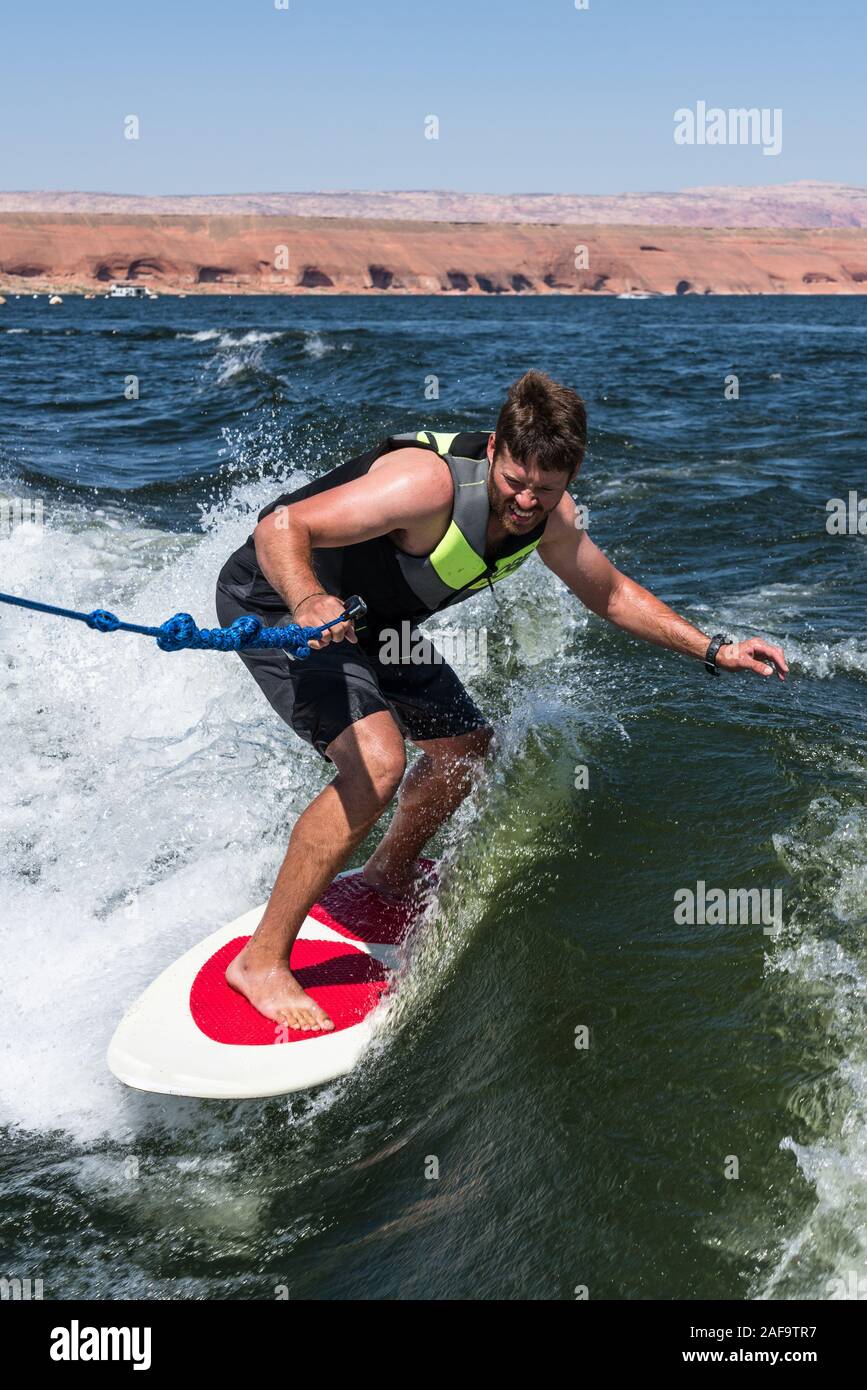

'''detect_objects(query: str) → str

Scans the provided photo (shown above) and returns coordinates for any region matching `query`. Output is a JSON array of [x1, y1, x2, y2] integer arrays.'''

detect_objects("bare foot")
[[225, 946, 334, 1032], [361, 869, 412, 900], [361, 859, 437, 900]]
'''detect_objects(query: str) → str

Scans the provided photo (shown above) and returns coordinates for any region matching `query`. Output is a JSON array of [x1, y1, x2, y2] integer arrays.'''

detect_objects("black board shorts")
[[215, 579, 491, 762]]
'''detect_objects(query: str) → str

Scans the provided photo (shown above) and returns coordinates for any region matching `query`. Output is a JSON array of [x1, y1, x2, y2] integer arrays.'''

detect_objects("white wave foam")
[[213, 352, 259, 385], [760, 800, 867, 1297], [790, 637, 867, 680], [0, 483, 325, 1142], [176, 329, 283, 348], [175, 329, 223, 342], [235, 331, 283, 346], [303, 331, 334, 359]]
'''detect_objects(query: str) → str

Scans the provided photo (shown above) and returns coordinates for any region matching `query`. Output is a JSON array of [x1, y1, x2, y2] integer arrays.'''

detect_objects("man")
[[216, 371, 788, 1031]]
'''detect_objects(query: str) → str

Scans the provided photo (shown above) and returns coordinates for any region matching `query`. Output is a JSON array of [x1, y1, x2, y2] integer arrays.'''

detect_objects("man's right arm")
[[252, 448, 450, 647]]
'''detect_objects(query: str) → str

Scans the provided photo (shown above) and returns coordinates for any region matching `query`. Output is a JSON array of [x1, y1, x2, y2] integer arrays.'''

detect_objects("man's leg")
[[226, 710, 406, 1030], [362, 726, 493, 896]]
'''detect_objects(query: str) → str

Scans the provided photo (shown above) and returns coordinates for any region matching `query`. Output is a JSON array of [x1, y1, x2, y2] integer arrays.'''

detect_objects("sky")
[[1, 0, 864, 196]]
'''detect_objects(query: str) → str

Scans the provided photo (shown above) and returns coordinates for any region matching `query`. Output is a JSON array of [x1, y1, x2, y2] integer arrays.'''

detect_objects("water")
[[1, 293, 865, 1300]]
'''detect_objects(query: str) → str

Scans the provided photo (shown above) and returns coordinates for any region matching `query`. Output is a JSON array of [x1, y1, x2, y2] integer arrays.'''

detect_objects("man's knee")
[[364, 747, 406, 807]]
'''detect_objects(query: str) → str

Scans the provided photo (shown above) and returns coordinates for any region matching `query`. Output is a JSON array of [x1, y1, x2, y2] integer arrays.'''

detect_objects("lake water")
[[1, 293, 865, 1299]]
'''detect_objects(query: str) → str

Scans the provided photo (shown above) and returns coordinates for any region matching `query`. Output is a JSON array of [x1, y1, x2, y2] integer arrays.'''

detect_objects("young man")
[[216, 371, 788, 1031]]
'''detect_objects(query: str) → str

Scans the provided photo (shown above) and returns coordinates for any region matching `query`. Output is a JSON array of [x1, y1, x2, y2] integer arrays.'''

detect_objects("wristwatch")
[[705, 633, 733, 676]]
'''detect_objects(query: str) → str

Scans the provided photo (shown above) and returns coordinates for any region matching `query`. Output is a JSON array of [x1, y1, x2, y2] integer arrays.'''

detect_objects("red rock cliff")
[[2, 213, 866, 295]]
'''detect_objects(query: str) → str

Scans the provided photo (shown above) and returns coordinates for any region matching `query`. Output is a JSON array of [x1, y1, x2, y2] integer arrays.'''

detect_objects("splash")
[[759, 798, 867, 1297]]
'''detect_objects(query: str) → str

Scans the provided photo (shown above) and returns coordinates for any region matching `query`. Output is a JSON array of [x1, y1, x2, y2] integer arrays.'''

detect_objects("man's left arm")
[[537, 496, 788, 680]]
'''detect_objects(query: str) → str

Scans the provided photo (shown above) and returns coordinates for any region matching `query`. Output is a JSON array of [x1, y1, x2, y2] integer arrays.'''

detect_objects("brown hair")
[[494, 370, 587, 477]]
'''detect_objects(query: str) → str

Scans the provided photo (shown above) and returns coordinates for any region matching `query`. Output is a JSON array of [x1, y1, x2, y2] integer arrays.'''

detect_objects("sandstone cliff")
[[2, 213, 866, 296]]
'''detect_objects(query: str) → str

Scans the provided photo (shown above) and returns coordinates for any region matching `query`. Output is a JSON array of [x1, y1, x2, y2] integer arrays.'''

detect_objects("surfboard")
[[107, 861, 436, 1100]]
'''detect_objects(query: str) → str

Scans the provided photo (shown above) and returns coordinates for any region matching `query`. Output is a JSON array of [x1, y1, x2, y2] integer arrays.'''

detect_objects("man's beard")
[[487, 474, 547, 535]]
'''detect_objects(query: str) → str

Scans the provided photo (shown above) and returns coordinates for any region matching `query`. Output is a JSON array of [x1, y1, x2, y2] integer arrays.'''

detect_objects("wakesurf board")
[[107, 861, 436, 1099]]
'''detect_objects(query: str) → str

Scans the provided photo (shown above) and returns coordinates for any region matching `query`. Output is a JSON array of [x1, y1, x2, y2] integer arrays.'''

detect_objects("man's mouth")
[[508, 505, 538, 525]]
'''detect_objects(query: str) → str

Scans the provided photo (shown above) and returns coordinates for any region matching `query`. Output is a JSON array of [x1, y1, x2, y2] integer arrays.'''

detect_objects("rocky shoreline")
[[2, 213, 867, 297]]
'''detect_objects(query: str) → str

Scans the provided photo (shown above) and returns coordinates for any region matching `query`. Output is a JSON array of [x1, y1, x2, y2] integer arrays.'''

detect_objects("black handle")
[[308, 594, 367, 636], [342, 594, 367, 622]]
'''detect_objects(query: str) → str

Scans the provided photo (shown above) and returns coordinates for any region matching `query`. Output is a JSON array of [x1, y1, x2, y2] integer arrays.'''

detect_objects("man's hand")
[[715, 638, 788, 681], [293, 593, 358, 649]]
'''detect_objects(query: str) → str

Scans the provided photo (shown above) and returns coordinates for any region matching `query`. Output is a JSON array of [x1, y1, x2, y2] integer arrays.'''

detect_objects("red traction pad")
[[310, 859, 437, 945], [190, 937, 389, 1046]]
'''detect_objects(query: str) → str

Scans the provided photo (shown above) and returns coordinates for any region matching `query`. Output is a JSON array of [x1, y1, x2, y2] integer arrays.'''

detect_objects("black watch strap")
[[705, 633, 732, 676]]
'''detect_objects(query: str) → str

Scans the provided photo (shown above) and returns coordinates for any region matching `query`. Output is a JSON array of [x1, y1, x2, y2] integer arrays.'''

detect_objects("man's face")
[[486, 435, 573, 535]]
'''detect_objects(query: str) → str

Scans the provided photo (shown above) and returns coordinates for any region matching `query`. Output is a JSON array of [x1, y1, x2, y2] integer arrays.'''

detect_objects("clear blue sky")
[[1, 0, 864, 195]]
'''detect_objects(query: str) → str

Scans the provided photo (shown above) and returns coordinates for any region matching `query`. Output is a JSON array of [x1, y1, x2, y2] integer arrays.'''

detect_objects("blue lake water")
[[1, 293, 865, 1299]]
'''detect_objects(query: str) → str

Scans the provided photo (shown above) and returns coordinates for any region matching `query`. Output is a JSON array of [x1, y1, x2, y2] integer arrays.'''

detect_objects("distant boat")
[[617, 290, 653, 300], [109, 283, 147, 298]]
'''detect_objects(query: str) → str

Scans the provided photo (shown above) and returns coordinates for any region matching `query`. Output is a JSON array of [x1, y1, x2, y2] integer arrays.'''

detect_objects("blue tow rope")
[[0, 590, 367, 659]]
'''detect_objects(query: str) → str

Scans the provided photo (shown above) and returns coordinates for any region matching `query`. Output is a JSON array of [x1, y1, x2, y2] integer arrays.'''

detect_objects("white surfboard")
[[107, 864, 434, 1100]]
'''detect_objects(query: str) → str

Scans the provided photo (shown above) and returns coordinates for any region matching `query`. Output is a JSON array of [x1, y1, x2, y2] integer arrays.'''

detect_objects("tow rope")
[[0, 590, 367, 659]]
